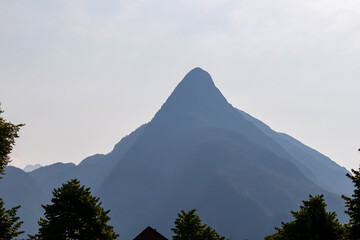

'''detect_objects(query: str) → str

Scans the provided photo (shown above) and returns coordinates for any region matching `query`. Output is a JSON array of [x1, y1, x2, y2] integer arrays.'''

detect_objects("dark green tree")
[[32, 179, 119, 240], [171, 209, 227, 240], [0, 199, 24, 239], [342, 152, 360, 240], [265, 195, 344, 240], [0, 104, 24, 239], [0, 105, 24, 177]]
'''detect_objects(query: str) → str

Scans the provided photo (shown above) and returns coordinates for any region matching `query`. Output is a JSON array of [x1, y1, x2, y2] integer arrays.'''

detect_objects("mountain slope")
[[96, 68, 349, 239], [0, 68, 351, 239], [239, 109, 351, 196], [0, 167, 44, 236]]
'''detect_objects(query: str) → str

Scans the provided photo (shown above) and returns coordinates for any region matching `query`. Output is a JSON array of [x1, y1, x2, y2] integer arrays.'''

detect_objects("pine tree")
[[171, 209, 227, 240], [32, 179, 119, 240], [265, 195, 344, 240], [0, 199, 24, 239], [342, 168, 360, 240]]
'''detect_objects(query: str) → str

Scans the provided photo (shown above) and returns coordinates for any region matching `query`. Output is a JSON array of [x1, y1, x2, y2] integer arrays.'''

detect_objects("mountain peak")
[[155, 68, 230, 118], [180, 67, 215, 88], [23, 164, 42, 172]]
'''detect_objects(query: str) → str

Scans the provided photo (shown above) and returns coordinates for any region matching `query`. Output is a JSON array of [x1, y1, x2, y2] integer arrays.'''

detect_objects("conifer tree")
[[32, 179, 119, 240], [342, 151, 360, 240], [265, 195, 344, 240], [0, 199, 24, 239], [172, 209, 227, 240]]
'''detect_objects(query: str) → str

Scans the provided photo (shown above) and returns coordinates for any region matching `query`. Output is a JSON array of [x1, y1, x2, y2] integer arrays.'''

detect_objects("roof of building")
[[133, 226, 168, 240]]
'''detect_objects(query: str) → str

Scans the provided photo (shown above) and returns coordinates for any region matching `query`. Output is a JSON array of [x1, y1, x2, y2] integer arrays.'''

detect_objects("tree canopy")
[[0, 105, 24, 239], [0, 105, 23, 177], [265, 194, 344, 240], [32, 179, 119, 240], [0, 198, 24, 239], [171, 209, 228, 240], [342, 168, 360, 240]]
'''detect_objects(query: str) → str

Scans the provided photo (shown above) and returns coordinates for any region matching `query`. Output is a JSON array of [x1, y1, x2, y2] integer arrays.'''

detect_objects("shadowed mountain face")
[[238, 109, 351, 197], [0, 167, 44, 235], [0, 68, 352, 239]]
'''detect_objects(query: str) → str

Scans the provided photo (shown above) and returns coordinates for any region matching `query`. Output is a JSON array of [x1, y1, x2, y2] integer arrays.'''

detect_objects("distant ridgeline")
[[0, 68, 352, 239]]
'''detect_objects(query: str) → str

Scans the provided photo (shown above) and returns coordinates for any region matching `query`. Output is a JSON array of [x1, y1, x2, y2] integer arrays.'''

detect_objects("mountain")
[[23, 164, 42, 172], [238, 110, 351, 197], [0, 166, 44, 235], [0, 68, 352, 239]]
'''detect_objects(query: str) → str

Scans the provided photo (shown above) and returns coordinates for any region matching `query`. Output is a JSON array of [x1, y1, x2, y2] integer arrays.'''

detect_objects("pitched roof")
[[133, 226, 168, 240]]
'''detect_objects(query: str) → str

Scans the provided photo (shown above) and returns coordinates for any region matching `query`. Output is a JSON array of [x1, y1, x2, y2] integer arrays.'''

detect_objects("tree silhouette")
[[0, 105, 24, 239], [0, 104, 23, 177], [32, 179, 118, 240], [0, 199, 24, 239], [172, 209, 227, 240], [265, 195, 344, 240], [342, 149, 360, 240]]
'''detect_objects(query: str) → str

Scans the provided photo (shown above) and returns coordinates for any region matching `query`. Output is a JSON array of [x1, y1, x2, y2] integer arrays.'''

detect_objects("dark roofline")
[[133, 226, 168, 240]]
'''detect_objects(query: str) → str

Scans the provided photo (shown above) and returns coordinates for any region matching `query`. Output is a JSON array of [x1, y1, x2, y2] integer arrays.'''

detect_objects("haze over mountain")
[[23, 164, 42, 172], [0, 68, 352, 239]]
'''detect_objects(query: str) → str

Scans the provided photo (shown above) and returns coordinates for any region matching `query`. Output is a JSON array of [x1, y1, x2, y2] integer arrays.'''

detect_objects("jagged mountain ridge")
[[0, 68, 352, 239]]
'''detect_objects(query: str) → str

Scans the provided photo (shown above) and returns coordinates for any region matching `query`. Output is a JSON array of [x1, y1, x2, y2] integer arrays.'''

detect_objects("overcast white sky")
[[1, 0, 359, 171]]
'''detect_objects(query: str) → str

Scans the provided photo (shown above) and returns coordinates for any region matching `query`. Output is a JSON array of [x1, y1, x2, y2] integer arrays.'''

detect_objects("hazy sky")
[[1, 0, 359, 171]]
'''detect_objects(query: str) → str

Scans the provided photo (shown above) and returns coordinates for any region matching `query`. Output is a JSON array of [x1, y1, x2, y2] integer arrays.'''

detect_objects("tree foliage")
[[342, 167, 360, 240], [265, 194, 344, 240], [171, 209, 227, 240], [0, 105, 23, 177], [32, 179, 119, 240], [0, 104, 24, 239], [0, 198, 24, 239]]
